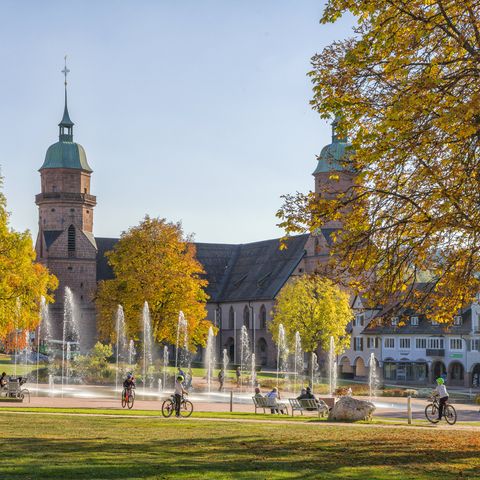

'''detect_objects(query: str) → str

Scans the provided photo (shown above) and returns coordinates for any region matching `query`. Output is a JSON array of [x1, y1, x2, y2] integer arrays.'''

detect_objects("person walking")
[[236, 367, 241, 387], [218, 369, 225, 391]]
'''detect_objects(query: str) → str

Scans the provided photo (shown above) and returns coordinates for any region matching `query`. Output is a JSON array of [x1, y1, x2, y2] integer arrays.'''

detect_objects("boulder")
[[328, 396, 376, 422]]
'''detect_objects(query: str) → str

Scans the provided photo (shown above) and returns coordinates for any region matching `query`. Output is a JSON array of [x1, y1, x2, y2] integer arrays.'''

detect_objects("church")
[[34, 76, 353, 367]]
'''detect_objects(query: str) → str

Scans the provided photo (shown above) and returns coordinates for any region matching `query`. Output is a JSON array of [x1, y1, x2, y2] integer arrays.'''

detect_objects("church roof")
[[95, 234, 309, 303]]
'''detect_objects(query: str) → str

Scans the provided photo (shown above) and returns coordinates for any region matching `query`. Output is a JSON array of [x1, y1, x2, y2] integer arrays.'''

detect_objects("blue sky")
[[0, 1, 353, 244]]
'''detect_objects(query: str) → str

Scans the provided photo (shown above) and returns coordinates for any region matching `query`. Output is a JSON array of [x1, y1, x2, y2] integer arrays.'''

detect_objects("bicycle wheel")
[[425, 403, 439, 423], [180, 400, 193, 418], [444, 404, 457, 425], [162, 399, 174, 418], [121, 390, 127, 408], [20, 389, 30, 403], [127, 390, 135, 409]]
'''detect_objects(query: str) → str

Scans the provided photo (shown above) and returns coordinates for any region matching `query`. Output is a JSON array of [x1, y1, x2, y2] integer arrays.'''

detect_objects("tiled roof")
[[362, 308, 472, 335], [95, 234, 309, 303]]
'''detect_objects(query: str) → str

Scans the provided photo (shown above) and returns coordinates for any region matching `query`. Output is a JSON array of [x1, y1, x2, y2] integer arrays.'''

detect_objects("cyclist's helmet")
[[436, 377, 445, 385], [126, 373, 133, 379], [177, 375, 184, 382]]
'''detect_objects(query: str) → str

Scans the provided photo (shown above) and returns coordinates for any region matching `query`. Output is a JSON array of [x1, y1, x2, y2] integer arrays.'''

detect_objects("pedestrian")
[[218, 369, 225, 391], [236, 367, 241, 387]]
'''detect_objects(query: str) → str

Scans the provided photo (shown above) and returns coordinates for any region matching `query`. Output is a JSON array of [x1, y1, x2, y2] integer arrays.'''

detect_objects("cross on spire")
[[61, 55, 70, 87]]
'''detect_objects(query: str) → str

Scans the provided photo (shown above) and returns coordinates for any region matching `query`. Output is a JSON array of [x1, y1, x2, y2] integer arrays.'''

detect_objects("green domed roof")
[[313, 117, 352, 175], [312, 140, 351, 174], [41, 140, 92, 172]]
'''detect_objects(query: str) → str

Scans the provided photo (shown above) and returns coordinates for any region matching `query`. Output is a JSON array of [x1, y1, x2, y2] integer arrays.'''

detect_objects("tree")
[[277, 1, 480, 323], [0, 180, 57, 346], [269, 276, 352, 365], [73, 342, 114, 384], [96, 216, 212, 349]]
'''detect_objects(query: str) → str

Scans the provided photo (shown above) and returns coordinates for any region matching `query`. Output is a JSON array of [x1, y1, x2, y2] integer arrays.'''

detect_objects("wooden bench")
[[252, 396, 289, 415], [288, 398, 329, 417]]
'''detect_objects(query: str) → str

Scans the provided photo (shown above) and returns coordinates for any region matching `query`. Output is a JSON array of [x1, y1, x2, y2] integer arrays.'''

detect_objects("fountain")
[[175, 311, 189, 370], [204, 326, 216, 393], [163, 346, 169, 390], [128, 339, 136, 365], [328, 336, 337, 396], [239, 325, 250, 390], [276, 324, 289, 388], [293, 331, 303, 394], [115, 305, 127, 393], [142, 302, 154, 391], [62, 287, 80, 391], [222, 348, 229, 374], [157, 378, 162, 398], [23, 329, 31, 365], [65, 341, 71, 385], [310, 352, 319, 392], [48, 374, 54, 397], [369, 352, 379, 400], [250, 353, 256, 388]]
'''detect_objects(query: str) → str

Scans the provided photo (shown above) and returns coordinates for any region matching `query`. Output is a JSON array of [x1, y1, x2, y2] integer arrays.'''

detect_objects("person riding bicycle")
[[174, 375, 187, 418], [433, 377, 449, 421], [123, 373, 136, 392]]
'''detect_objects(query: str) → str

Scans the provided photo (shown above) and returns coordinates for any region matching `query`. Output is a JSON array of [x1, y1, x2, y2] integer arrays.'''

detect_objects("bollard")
[[407, 395, 412, 425], [230, 391, 233, 412]]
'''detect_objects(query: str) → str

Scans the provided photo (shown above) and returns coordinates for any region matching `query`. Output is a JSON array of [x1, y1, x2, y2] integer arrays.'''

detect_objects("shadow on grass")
[[1, 426, 480, 480]]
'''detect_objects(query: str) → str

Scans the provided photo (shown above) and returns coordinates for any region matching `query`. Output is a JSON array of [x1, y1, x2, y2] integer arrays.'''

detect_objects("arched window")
[[68, 225, 76, 256], [215, 306, 222, 327], [228, 306, 235, 329], [260, 304, 267, 329], [243, 305, 250, 328]]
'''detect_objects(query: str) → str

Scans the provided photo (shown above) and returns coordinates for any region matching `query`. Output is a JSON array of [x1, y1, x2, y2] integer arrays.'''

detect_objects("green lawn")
[[1, 412, 479, 479], [0, 354, 37, 376]]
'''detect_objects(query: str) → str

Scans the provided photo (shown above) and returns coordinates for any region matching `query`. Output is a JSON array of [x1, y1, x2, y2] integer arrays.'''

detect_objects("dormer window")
[[410, 316, 419, 326], [391, 317, 399, 326], [453, 315, 463, 326]]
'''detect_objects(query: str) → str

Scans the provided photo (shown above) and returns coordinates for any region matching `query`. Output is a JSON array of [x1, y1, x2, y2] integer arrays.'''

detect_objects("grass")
[[0, 354, 37, 376], [1, 411, 480, 479]]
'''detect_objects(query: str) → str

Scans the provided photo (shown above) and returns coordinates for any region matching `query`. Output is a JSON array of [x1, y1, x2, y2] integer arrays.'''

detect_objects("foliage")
[[269, 275, 352, 355], [0, 179, 57, 346], [277, 1, 480, 323], [96, 216, 212, 349], [73, 342, 114, 384]]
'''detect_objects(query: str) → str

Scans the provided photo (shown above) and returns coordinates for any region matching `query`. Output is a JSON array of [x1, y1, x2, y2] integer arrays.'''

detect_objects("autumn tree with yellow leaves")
[[269, 276, 352, 366], [96, 216, 213, 349], [0, 180, 57, 348], [278, 1, 480, 323]]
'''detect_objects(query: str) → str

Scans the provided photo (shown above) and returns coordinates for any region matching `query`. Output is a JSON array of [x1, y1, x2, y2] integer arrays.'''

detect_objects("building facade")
[[340, 300, 480, 388]]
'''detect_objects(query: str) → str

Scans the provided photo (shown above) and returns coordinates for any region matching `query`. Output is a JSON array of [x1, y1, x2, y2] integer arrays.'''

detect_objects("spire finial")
[[58, 56, 74, 140], [61, 55, 70, 88]]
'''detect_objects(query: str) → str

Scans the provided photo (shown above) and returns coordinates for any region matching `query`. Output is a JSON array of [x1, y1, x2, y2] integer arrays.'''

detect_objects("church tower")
[[35, 60, 98, 349], [303, 117, 355, 272]]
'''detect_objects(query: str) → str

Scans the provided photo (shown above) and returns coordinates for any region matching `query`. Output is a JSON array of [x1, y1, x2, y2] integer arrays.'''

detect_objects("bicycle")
[[121, 386, 135, 409], [162, 394, 193, 418], [425, 395, 457, 425]]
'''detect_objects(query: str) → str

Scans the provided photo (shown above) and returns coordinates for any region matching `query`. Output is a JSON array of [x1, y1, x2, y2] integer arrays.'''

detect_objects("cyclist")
[[123, 373, 136, 392], [433, 376, 449, 421], [174, 374, 187, 418]]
